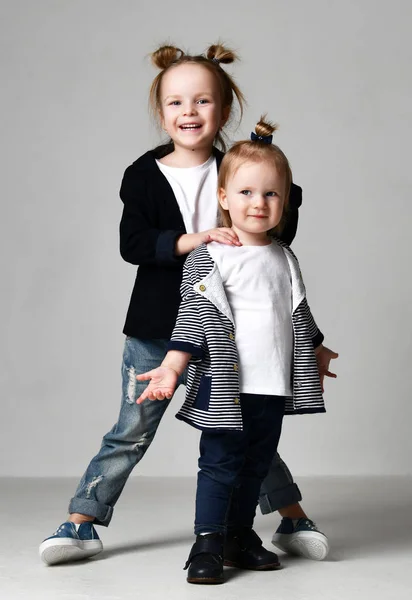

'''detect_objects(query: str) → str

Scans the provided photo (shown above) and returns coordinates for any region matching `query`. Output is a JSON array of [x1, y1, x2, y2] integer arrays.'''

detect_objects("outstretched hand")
[[315, 345, 339, 392], [135, 366, 179, 404]]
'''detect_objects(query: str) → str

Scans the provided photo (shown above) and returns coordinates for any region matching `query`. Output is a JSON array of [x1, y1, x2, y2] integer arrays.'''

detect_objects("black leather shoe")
[[184, 533, 224, 584], [224, 528, 281, 570]]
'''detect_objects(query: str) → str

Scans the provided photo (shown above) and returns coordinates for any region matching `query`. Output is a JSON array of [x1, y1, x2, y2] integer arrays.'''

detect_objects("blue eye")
[[170, 100, 181, 106], [240, 190, 251, 195], [197, 99, 209, 104], [266, 191, 278, 197]]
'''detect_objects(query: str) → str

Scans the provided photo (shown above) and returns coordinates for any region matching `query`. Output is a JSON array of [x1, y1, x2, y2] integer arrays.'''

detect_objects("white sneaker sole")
[[271, 531, 329, 561], [39, 537, 103, 565]]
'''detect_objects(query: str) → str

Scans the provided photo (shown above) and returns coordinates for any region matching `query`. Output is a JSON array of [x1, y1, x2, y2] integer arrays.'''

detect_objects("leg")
[[259, 438, 329, 560], [228, 395, 286, 529], [69, 338, 177, 525], [225, 394, 285, 570], [40, 337, 184, 565], [186, 421, 253, 584], [258, 453, 303, 515], [195, 428, 251, 535]]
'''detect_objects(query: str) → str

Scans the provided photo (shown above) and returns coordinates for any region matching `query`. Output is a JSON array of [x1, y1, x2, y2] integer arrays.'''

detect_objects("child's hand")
[[201, 228, 242, 247], [175, 228, 242, 255], [135, 367, 178, 404], [315, 345, 339, 392]]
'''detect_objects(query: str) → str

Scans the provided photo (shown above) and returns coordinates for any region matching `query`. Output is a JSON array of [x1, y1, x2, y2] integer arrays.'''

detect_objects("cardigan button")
[[199, 284, 206, 292], [233, 364, 238, 371], [229, 333, 235, 340], [234, 398, 240, 404]]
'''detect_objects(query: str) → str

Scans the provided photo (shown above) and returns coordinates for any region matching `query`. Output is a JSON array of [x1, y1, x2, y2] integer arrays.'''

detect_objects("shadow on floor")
[[91, 495, 412, 564]]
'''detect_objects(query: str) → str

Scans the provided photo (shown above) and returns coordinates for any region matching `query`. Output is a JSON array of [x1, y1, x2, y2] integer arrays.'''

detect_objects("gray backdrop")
[[1, 0, 411, 478]]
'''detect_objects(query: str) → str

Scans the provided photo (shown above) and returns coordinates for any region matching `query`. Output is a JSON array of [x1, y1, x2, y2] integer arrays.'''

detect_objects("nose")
[[253, 194, 266, 209], [182, 102, 197, 116]]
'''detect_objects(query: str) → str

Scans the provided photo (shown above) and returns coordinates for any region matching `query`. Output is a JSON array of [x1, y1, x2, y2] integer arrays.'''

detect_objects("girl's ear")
[[218, 187, 229, 210]]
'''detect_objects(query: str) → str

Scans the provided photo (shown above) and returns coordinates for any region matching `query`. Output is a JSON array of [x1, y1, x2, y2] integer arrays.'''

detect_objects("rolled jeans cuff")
[[194, 523, 226, 535], [68, 496, 113, 527], [258, 482, 302, 515]]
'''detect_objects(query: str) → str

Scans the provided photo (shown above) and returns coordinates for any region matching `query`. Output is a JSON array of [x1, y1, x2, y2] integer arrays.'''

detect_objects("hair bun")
[[151, 45, 184, 70], [206, 43, 238, 65], [255, 115, 278, 138]]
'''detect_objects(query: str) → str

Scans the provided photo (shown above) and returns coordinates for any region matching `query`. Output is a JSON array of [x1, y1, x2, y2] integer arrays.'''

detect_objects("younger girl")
[[39, 44, 335, 566], [137, 118, 327, 584]]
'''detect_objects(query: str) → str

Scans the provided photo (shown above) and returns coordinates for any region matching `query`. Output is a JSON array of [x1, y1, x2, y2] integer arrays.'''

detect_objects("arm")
[[136, 254, 206, 403], [136, 350, 191, 404], [303, 298, 325, 350], [304, 299, 339, 392], [119, 165, 241, 265], [284, 184, 339, 387], [167, 253, 206, 358], [119, 165, 185, 267], [280, 183, 330, 346], [175, 228, 241, 256]]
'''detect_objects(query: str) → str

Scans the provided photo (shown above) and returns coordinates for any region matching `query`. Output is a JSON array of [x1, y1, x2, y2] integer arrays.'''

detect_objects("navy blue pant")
[[195, 394, 286, 535]]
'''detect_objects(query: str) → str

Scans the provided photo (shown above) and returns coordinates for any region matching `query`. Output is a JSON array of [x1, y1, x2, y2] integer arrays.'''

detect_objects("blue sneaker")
[[39, 521, 103, 565], [271, 518, 329, 561]]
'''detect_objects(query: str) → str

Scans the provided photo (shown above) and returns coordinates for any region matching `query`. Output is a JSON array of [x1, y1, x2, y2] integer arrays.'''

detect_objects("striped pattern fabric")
[[168, 242, 325, 431]]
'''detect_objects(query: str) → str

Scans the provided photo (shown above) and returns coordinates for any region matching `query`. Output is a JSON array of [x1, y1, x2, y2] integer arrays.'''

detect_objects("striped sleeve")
[[301, 298, 324, 348], [167, 258, 205, 359]]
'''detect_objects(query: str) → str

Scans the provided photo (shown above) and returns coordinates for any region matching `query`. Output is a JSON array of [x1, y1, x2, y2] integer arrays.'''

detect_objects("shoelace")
[[54, 524, 77, 536], [302, 519, 317, 531]]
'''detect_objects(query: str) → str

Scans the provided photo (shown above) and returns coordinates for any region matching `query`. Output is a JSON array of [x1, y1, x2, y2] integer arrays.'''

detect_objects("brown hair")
[[149, 43, 244, 150], [217, 116, 293, 236]]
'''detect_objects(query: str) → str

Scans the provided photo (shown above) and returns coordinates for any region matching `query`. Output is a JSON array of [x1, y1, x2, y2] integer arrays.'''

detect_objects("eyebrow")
[[236, 184, 282, 191], [164, 92, 214, 102]]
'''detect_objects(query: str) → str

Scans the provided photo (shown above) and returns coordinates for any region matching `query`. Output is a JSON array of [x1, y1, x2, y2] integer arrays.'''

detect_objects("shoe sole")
[[224, 559, 281, 571], [39, 538, 103, 565], [187, 576, 224, 584], [272, 531, 329, 561]]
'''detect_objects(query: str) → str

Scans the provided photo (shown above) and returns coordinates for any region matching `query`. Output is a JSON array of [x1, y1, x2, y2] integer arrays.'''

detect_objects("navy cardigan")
[[119, 144, 303, 340]]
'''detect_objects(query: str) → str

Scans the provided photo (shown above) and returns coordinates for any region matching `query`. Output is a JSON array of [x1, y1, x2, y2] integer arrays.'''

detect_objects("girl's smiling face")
[[160, 63, 227, 153], [219, 160, 286, 245]]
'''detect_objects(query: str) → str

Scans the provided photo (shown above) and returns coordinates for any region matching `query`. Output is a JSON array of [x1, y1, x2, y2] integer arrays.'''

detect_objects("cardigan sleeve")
[[279, 182, 302, 246], [167, 258, 205, 361], [300, 298, 324, 348], [119, 165, 184, 267]]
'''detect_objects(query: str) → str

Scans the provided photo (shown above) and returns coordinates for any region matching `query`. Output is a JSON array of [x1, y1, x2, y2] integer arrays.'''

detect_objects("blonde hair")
[[218, 116, 293, 235], [149, 43, 244, 150]]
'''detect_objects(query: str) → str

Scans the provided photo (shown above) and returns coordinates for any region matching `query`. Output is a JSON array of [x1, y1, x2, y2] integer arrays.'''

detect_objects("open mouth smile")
[[179, 123, 202, 131]]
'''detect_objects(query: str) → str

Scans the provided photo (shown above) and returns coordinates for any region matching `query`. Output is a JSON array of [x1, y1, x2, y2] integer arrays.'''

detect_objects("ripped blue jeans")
[[69, 337, 301, 526]]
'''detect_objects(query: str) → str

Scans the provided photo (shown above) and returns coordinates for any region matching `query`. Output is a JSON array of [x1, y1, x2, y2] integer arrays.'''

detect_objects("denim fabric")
[[69, 337, 301, 527], [68, 338, 185, 526], [258, 453, 302, 514], [194, 394, 285, 535]]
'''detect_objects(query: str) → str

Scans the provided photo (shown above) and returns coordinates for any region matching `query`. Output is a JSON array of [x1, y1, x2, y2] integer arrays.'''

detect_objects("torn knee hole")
[[85, 475, 103, 498]]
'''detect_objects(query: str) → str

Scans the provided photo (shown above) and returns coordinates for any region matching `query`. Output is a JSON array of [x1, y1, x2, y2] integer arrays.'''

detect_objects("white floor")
[[1, 476, 411, 600]]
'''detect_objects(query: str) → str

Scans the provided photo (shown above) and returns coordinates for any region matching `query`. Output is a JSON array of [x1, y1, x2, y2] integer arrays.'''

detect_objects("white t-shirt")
[[207, 241, 293, 396], [156, 156, 218, 234]]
